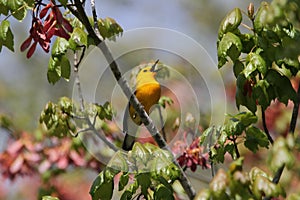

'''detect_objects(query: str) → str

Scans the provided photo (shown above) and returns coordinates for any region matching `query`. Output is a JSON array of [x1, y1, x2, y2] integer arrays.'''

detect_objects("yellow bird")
[[122, 60, 161, 151]]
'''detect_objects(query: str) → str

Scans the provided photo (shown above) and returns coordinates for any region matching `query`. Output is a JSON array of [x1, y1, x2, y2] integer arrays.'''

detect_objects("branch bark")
[[71, 0, 196, 198]]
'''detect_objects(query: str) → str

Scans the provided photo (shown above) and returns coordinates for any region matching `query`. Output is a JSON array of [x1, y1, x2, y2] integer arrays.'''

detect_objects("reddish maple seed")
[[20, 36, 32, 52], [177, 137, 210, 172], [27, 42, 37, 58], [21, 1, 73, 58], [39, 3, 52, 19], [62, 18, 73, 33]]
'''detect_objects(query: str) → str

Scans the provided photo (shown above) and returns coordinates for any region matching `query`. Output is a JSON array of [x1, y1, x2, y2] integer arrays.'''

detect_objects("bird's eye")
[[143, 69, 147, 72], [133, 113, 137, 119]]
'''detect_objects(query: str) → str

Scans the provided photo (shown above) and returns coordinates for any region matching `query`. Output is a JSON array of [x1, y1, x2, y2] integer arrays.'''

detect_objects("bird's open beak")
[[150, 59, 161, 72]]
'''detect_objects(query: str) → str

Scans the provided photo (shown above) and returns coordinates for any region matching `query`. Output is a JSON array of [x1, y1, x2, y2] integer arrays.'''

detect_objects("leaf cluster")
[[195, 158, 286, 200], [217, 2, 300, 113], [90, 143, 181, 200], [200, 112, 269, 163], [0, 0, 35, 52], [39, 97, 77, 138]]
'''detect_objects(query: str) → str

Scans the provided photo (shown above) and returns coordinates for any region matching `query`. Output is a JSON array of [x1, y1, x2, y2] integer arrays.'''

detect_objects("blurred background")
[[0, 0, 274, 199]]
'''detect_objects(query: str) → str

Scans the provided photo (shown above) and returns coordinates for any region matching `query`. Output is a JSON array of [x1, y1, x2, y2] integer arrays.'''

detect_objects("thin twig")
[[157, 105, 167, 141], [75, 127, 92, 136], [261, 108, 273, 144], [233, 137, 240, 158], [74, 46, 118, 152], [289, 83, 300, 134]]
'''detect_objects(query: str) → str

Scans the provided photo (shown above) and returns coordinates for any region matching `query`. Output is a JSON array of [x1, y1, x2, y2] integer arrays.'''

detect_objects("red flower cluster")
[[0, 133, 41, 180], [20, 1, 73, 58], [0, 132, 102, 180], [177, 137, 210, 172]]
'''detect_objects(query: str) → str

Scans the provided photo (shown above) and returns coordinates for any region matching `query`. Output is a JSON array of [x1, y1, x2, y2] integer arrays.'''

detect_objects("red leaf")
[[57, 157, 68, 169], [26, 42, 37, 58], [47, 149, 59, 162], [69, 150, 86, 166], [20, 37, 33, 52], [10, 155, 24, 174], [7, 140, 23, 154], [24, 152, 41, 162], [38, 160, 51, 173]]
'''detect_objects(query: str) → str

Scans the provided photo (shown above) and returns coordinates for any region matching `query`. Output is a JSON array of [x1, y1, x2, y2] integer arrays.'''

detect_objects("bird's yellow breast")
[[129, 82, 161, 125]]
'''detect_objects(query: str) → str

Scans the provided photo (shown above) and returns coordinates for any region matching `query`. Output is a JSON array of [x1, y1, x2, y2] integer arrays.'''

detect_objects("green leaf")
[[47, 57, 61, 84], [209, 169, 229, 199], [268, 137, 295, 171], [158, 96, 173, 108], [154, 184, 174, 200], [60, 55, 71, 81], [252, 175, 284, 199], [136, 173, 151, 198], [47, 55, 71, 84], [218, 8, 242, 38], [253, 80, 270, 110], [228, 157, 244, 173], [119, 173, 129, 191], [235, 74, 257, 113], [244, 52, 267, 77], [52, 37, 69, 57], [254, 2, 269, 33], [223, 120, 244, 136], [107, 151, 128, 172], [210, 145, 225, 163], [218, 32, 242, 67], [98, 17, 123, 41], [42, 196, 60, 200], [224, 143, 237, 160], [0, 20, 14, 52], [233, 60, 244, 77], [240, 33, 255, 53], [89, 171, 114, 200], [238, 112, 258, 127], [244, 126, 269, 153], [265, 69, 297, 104], [0, 0, 9, 15], [69, 27, 87, 50], [7, 0, 26, 20], [131, 142, 151, 166], [120, 191, 133, 200]]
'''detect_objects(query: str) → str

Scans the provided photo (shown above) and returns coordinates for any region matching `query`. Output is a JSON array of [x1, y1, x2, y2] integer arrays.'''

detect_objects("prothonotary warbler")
[[122, 60, 161, 151]]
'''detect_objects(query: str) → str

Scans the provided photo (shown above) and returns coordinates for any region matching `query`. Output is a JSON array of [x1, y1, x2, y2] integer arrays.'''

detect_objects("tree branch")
[[72, 0, 196, 198]]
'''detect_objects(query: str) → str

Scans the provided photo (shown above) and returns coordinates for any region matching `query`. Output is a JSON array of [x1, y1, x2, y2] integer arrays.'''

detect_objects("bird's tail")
[[122, 104, 137, 151]]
